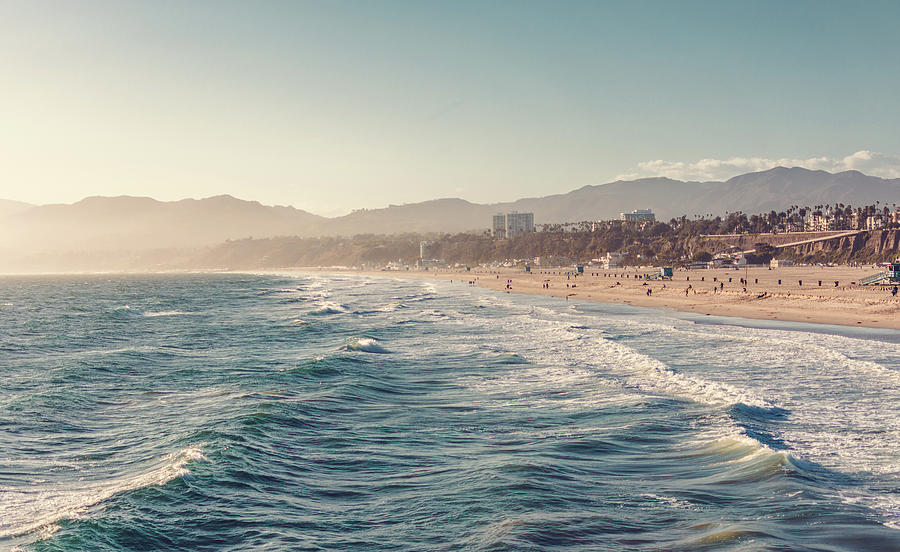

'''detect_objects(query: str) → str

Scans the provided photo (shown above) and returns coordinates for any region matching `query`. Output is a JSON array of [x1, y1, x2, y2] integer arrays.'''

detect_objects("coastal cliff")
[[779, 229, 899, 263]]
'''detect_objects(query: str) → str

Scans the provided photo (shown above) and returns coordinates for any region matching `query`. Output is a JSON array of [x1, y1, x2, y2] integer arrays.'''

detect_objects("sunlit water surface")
[[2, 273, 899, 551]]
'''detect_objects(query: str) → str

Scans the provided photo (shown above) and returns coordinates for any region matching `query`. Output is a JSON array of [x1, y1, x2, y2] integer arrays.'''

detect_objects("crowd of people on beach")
[[459, 266, 900, 306]]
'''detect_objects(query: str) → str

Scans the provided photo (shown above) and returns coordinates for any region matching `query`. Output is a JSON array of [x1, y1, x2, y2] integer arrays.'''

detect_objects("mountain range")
[[0, 199, 34, 219], [1, 167, 899, 259]]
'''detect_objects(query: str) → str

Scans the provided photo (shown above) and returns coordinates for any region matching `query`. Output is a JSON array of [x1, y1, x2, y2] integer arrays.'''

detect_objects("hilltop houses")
[[800, 206, 900, 232], [867, 215, 886, 230], [806, 213, 831, 232], [483, 204, 897, 245]]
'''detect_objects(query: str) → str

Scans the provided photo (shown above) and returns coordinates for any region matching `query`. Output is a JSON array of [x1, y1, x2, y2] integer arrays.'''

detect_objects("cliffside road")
[[741, 230, 867, 254]]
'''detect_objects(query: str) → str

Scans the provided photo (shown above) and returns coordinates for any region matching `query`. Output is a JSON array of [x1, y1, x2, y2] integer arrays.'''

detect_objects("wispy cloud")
[[615, 150, 900, 182]]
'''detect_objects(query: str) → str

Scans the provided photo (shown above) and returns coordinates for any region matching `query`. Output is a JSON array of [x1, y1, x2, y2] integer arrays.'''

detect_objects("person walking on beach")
[[893, 285, 898, 297]]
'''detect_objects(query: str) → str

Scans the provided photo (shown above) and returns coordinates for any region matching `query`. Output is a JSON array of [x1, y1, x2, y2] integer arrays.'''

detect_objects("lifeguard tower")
[[860, 260, 900, 285], [645, 267, 674, 281]]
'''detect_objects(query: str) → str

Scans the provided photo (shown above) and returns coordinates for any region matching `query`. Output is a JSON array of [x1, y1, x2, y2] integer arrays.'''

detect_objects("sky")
[[1, 0, 900, 216]]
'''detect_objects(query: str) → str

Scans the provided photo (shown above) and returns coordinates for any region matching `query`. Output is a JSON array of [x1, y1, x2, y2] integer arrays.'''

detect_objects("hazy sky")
[[2, 0, 900, 216]]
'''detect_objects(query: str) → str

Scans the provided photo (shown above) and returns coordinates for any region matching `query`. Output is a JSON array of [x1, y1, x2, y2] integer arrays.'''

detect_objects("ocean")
[[2, 272, 899, 551]]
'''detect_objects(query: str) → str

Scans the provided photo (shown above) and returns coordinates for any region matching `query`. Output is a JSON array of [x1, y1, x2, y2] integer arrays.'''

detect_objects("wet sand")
[[361, 265, 900, 330]]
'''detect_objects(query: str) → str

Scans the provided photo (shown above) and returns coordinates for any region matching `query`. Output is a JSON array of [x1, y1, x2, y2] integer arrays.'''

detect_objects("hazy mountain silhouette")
[[328, 167, 900, 232], [326, 198, 496, 235], [1, 168, 898, 262], [0, 195, 324, 253], [0, 199, 34, 219]]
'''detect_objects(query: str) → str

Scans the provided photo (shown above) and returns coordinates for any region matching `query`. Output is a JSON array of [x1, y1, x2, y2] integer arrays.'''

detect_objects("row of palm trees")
[[674, 202, 899, 233]]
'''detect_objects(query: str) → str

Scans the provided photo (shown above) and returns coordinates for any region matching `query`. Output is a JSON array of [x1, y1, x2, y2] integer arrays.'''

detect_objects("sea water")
[[1, 273, 899, 551]]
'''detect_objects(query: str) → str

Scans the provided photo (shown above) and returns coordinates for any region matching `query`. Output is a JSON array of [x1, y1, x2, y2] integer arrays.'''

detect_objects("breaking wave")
[[308, 302, 346, 315], [0, 446, 208, 541], [343, 337, 391, 354]]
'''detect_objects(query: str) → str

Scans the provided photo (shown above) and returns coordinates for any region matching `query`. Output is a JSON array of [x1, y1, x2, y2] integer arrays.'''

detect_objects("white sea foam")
[[343, 338, 391, 354], [0, 445, 208, 541], [609, 317, 900, 528], [564, 304, 900, 527], [68, 345, 162, 359], [421, 283, 438, 295], [641, 493, 697, 510], [309, 301, 345, 315], [590, 336, 774, 409], [453, 303, 773, 410], [253, 274, 900, 528], [612, 317, 900, 384], [143, 310, 191, 317]]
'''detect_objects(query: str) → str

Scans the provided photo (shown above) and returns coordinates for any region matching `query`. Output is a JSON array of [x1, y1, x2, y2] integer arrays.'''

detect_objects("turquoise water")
[[2, 273, 899, 551]]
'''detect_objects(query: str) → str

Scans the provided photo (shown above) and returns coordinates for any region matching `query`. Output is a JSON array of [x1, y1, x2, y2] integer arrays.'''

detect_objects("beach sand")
[[357, 265, 900, 330]]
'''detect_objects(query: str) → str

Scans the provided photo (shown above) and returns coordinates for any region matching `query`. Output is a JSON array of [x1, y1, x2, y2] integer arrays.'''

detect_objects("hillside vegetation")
[[180, 207, 900, 270]]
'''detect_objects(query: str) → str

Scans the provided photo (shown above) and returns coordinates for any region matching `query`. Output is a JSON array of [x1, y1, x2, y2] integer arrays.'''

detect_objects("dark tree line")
[[190, 203, 899, 268]]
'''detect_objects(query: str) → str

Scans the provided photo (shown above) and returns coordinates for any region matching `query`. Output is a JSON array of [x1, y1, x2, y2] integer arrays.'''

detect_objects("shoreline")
[[332, 266, 900, 330], [2, 267, 897, 330]]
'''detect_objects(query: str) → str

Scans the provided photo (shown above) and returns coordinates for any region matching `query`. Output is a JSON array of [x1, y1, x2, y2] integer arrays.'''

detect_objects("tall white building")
[[620, 209, 656, 222], [492, 214, 507, 238], [505, 212, 534, 238], [492, 212, 535, 238]]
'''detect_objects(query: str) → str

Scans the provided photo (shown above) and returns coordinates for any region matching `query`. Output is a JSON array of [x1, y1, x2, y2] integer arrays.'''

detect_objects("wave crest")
[[0, 445, 208, 541], [343, 338, 391, 354], [309, 302, 345, 315]]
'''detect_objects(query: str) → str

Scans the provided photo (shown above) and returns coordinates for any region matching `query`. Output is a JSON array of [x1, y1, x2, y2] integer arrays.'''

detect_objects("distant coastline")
[[2, 266, 896, 330], [301, 266, 900, 331]]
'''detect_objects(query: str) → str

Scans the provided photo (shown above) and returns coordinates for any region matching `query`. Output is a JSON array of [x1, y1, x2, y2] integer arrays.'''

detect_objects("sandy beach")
[[353, 265, 900, 330]]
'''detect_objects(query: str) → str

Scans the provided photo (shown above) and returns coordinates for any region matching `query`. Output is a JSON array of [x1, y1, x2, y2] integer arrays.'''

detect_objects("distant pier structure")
[[492, 212, 535, 238], [620, 209, 656, 222]]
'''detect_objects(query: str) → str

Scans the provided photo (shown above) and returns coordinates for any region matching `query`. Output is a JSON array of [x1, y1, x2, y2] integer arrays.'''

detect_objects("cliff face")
[[679, 229, 899, 264], [867, 229, 900, 256], [784, 230, 899, 263], [692, 232, 849, 252]]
